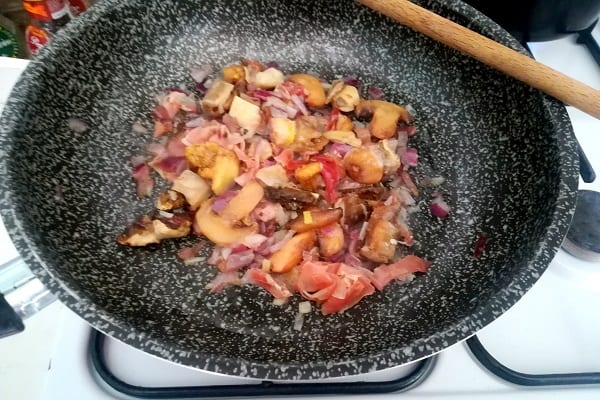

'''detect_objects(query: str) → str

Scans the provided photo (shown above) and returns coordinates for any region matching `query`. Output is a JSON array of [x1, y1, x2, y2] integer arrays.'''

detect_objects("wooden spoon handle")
[[358, 0, 600, 119]]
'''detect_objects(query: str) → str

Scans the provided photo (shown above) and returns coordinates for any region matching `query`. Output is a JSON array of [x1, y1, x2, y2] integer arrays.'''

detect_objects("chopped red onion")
[[407, 125, 417, 137], [430, 197, 450, 218], [293, 312, 304, 331], [211, 190, 239, 213], [67, 118, 89, 133], [265, 61, 280, 69], [185, 116, 205, 128], [221, 113, 241, 134], [167, 87, 188, 94], [149, 156, 189, 182], [152, 104, 171, 122], [298, 301, 312, 314], [147, 142, 166, 156], [177, 242, 205, 261], [241, 234, 269, 249], [472, 232, 488, 259], [269, 230, 295, 253], [131, 121, 148, 134], [404, 148, 419, 167], [358, 221, 369, 241], [367, 86, 384, 100], [342, 75, 361, 90], [190, 63, 213, 83], [196, 81, 209, 95], [130, 155, 146, 168], [206, 271, 241, 293], [224, 250, 255, 271], [265, 96, 298, 118], [251, 89, 274, 101], [327, 142, 353, 158], [269, 107, 288, 118], [131, 163, 154, 198], [290, 94, 309, 116], [397, 188, 415, 206], [343, 254, 363, 268]]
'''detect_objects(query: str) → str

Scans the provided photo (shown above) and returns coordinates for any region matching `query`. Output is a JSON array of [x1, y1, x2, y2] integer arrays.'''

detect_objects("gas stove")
[[1, 22, 599, 400]]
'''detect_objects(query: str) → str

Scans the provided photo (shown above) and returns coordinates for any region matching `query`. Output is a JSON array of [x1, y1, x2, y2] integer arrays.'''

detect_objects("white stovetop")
[[1, 26, 600, 399]]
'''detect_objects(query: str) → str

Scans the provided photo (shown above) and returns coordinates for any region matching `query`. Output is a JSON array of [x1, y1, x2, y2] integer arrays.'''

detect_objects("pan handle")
[[577, 140, 596, 183], [0, 257, 56, 339]]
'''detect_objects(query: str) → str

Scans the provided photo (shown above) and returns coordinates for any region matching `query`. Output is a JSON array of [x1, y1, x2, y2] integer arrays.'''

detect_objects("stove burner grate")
[[88, 330, 437, 398], [467, 336, 600, 386]]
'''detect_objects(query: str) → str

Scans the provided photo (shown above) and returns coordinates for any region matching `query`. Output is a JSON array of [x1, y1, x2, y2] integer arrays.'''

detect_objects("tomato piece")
[[280, 81, 307, 98], [297, 260, 376, 314], [297, 261, 338, 301], [313, 154, 342, 203], [326, 108, 340, 131], [243, 269, 292, 299], [321, 275, 374, 315], [370, 255, 431, 291]]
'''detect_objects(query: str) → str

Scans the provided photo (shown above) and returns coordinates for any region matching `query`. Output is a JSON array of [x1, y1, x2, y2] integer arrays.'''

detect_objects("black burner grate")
[[88, 330, 437, 399], [467, 336, 600, 386]]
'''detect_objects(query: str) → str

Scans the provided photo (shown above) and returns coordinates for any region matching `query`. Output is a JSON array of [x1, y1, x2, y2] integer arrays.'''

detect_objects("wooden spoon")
[[358, 0, 600, 119]]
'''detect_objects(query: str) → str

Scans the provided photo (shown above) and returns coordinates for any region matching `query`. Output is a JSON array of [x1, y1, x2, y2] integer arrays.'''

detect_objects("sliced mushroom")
[[359, 202, 401, 263], [156, 189, 186, 211], [288, 74, 326, 108], [339, 185, 387, 200], [117, 213, 192, 247], [355, 100, 412, 139], [264, 186, 319, 211], [201, 80, 235, 116]]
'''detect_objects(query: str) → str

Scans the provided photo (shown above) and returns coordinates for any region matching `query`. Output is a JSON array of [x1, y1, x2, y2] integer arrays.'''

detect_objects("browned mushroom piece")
[[289, 116, 329, 153], [359, 202, 401, 263], [338, 194, 370, 226], [156, 189, 186, 211], [339, 185, 387, 200], [264, 186, 319, 211], [117, 212, 192, 247], [355, 100, 412, 139]]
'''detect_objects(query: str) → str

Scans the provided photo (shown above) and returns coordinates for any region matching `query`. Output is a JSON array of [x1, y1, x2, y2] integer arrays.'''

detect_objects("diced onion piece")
[[261, 259, 272, 272], [67, 118, 89, 133], [299, 301, 312, 314], [273, 298, 288, 306], [228, 96, 261, 134], [190, 63, 213, 83], [430, 196, 450, 218], [183, 257, 205, 266], [293, 312, 304, 331], [367, 86, 384, 100], [429, 176, 446, 187], [358, 221, 369, 241], [131, 121, 148, 134], [172, 170, 211, 209], [255, 164, 289, 188], [269, 117, 296, 147], [158, 210, 174, 219], [252, 67, 285, 89], [323, 130, 362, 147]]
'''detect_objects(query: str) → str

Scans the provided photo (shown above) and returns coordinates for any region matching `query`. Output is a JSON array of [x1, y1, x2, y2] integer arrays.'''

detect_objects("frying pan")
[[0, 0, 578, 379]]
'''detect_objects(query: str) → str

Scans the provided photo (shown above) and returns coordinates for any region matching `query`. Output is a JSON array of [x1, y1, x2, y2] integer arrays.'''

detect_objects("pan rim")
[[0, 0, 579, 379]]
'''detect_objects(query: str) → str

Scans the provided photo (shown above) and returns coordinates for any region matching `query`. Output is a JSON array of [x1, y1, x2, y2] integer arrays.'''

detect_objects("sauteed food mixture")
[[117, 59, 445, 315]]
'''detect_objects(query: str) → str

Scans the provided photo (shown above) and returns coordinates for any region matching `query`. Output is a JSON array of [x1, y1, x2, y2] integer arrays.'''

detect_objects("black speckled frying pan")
[[0, 0, 578, 379]]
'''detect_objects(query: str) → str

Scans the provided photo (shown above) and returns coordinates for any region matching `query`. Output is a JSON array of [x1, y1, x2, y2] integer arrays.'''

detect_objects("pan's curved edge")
[[0, 0, 579, 379]]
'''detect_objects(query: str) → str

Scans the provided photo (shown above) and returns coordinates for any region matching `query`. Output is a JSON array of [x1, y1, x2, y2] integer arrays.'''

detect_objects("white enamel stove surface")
[[0, 24, 599, 400]]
